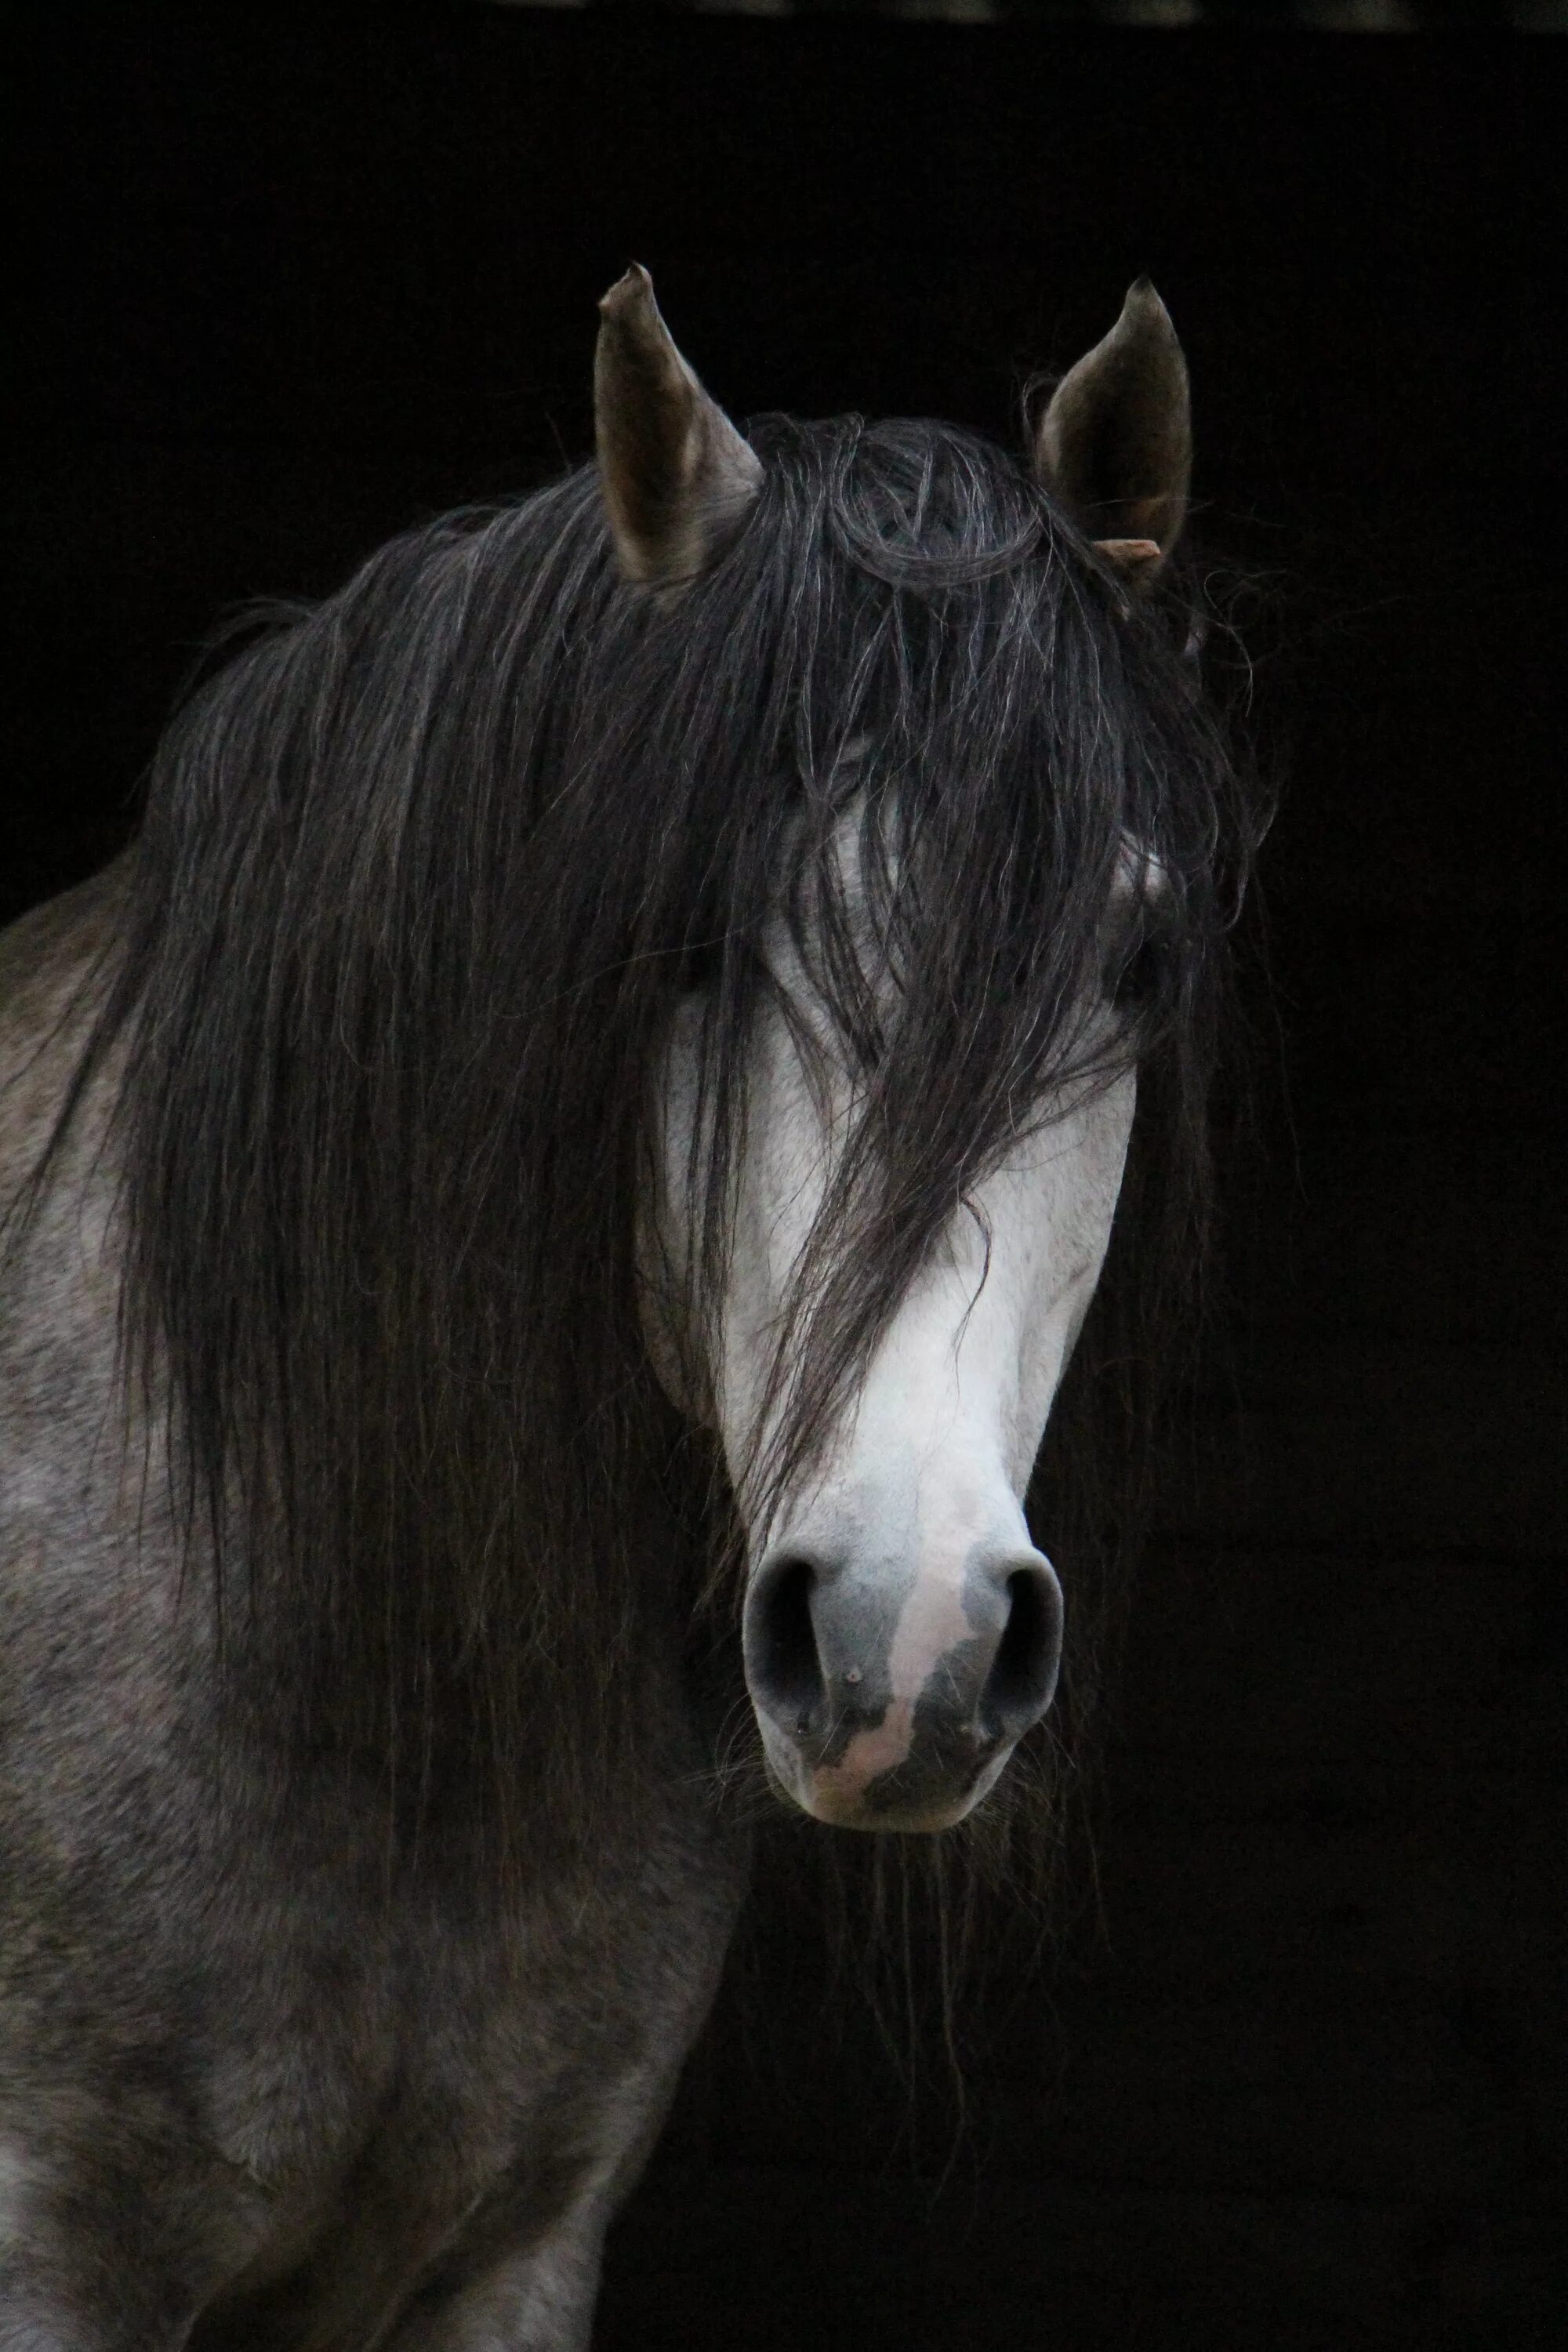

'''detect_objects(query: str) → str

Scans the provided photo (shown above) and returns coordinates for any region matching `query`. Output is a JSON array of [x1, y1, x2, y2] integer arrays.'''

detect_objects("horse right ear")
[[594, 266, 764, 593], [1033, 280, 1192, 590]]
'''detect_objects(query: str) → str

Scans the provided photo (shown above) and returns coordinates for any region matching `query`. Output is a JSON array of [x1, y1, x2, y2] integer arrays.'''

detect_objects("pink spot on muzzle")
[[811, 1570, 975, 1809]]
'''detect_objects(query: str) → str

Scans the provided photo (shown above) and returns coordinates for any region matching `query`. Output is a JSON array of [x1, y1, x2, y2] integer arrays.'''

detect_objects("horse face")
[[724, 1016, 1131, 1835], [644, 851, 1137, 1836]]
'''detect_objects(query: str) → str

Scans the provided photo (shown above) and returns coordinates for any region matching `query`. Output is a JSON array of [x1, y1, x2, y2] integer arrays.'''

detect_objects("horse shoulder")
[[0, 855, 131, 1177]]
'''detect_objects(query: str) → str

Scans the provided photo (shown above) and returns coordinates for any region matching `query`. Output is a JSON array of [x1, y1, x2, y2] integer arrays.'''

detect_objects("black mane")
[[77, 412, 1254, 1866]]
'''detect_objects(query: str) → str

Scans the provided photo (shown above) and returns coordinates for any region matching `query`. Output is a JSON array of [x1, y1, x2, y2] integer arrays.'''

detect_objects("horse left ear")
[[1033, 280, 1191, 590], [594, 265, 764, 592]]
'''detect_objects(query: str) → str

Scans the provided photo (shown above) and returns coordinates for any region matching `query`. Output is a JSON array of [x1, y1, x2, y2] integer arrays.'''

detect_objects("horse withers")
[[0, 272, 1242, 2347]]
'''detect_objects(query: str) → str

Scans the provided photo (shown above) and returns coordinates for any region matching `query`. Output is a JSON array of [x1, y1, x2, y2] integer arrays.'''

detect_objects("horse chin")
[[756, 1715, 1014, 1836]]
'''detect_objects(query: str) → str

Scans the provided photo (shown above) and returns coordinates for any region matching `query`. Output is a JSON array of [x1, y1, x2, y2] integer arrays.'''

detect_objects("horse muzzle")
[[742, 1534, 1064, 1832]]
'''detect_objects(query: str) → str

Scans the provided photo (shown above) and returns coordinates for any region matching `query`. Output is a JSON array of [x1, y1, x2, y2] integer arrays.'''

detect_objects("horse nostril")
[[980, 1561, 1065, 1741], [743, 1551, 828, 1738]]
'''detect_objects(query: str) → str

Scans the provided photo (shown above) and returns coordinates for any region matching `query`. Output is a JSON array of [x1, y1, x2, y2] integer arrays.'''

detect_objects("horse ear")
[[1033, 280, 1191, 590], [594, 265, 764, 592]]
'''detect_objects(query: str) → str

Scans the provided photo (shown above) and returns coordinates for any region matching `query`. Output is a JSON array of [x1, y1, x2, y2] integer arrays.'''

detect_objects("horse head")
[[603, 267, 1192, 1832]]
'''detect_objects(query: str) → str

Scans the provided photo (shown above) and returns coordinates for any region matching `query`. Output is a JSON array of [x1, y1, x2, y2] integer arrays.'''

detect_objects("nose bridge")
[[829, 1160, 1077, 1513]]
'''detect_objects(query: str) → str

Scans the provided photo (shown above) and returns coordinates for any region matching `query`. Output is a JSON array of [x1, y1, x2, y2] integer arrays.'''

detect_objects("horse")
[[0, 267, 1247, 2348]]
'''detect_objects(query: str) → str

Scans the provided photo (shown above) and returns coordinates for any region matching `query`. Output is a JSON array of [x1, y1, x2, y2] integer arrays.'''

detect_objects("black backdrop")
[[9, 11, 1566, 2348]]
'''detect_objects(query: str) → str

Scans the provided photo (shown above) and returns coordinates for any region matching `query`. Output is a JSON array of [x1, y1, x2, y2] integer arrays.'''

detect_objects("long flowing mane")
[[50, 412, 1254, 1871]]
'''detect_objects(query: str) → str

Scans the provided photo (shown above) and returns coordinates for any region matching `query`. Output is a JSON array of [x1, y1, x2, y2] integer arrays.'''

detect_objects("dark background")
[[9, 9, 1566, 2347]]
